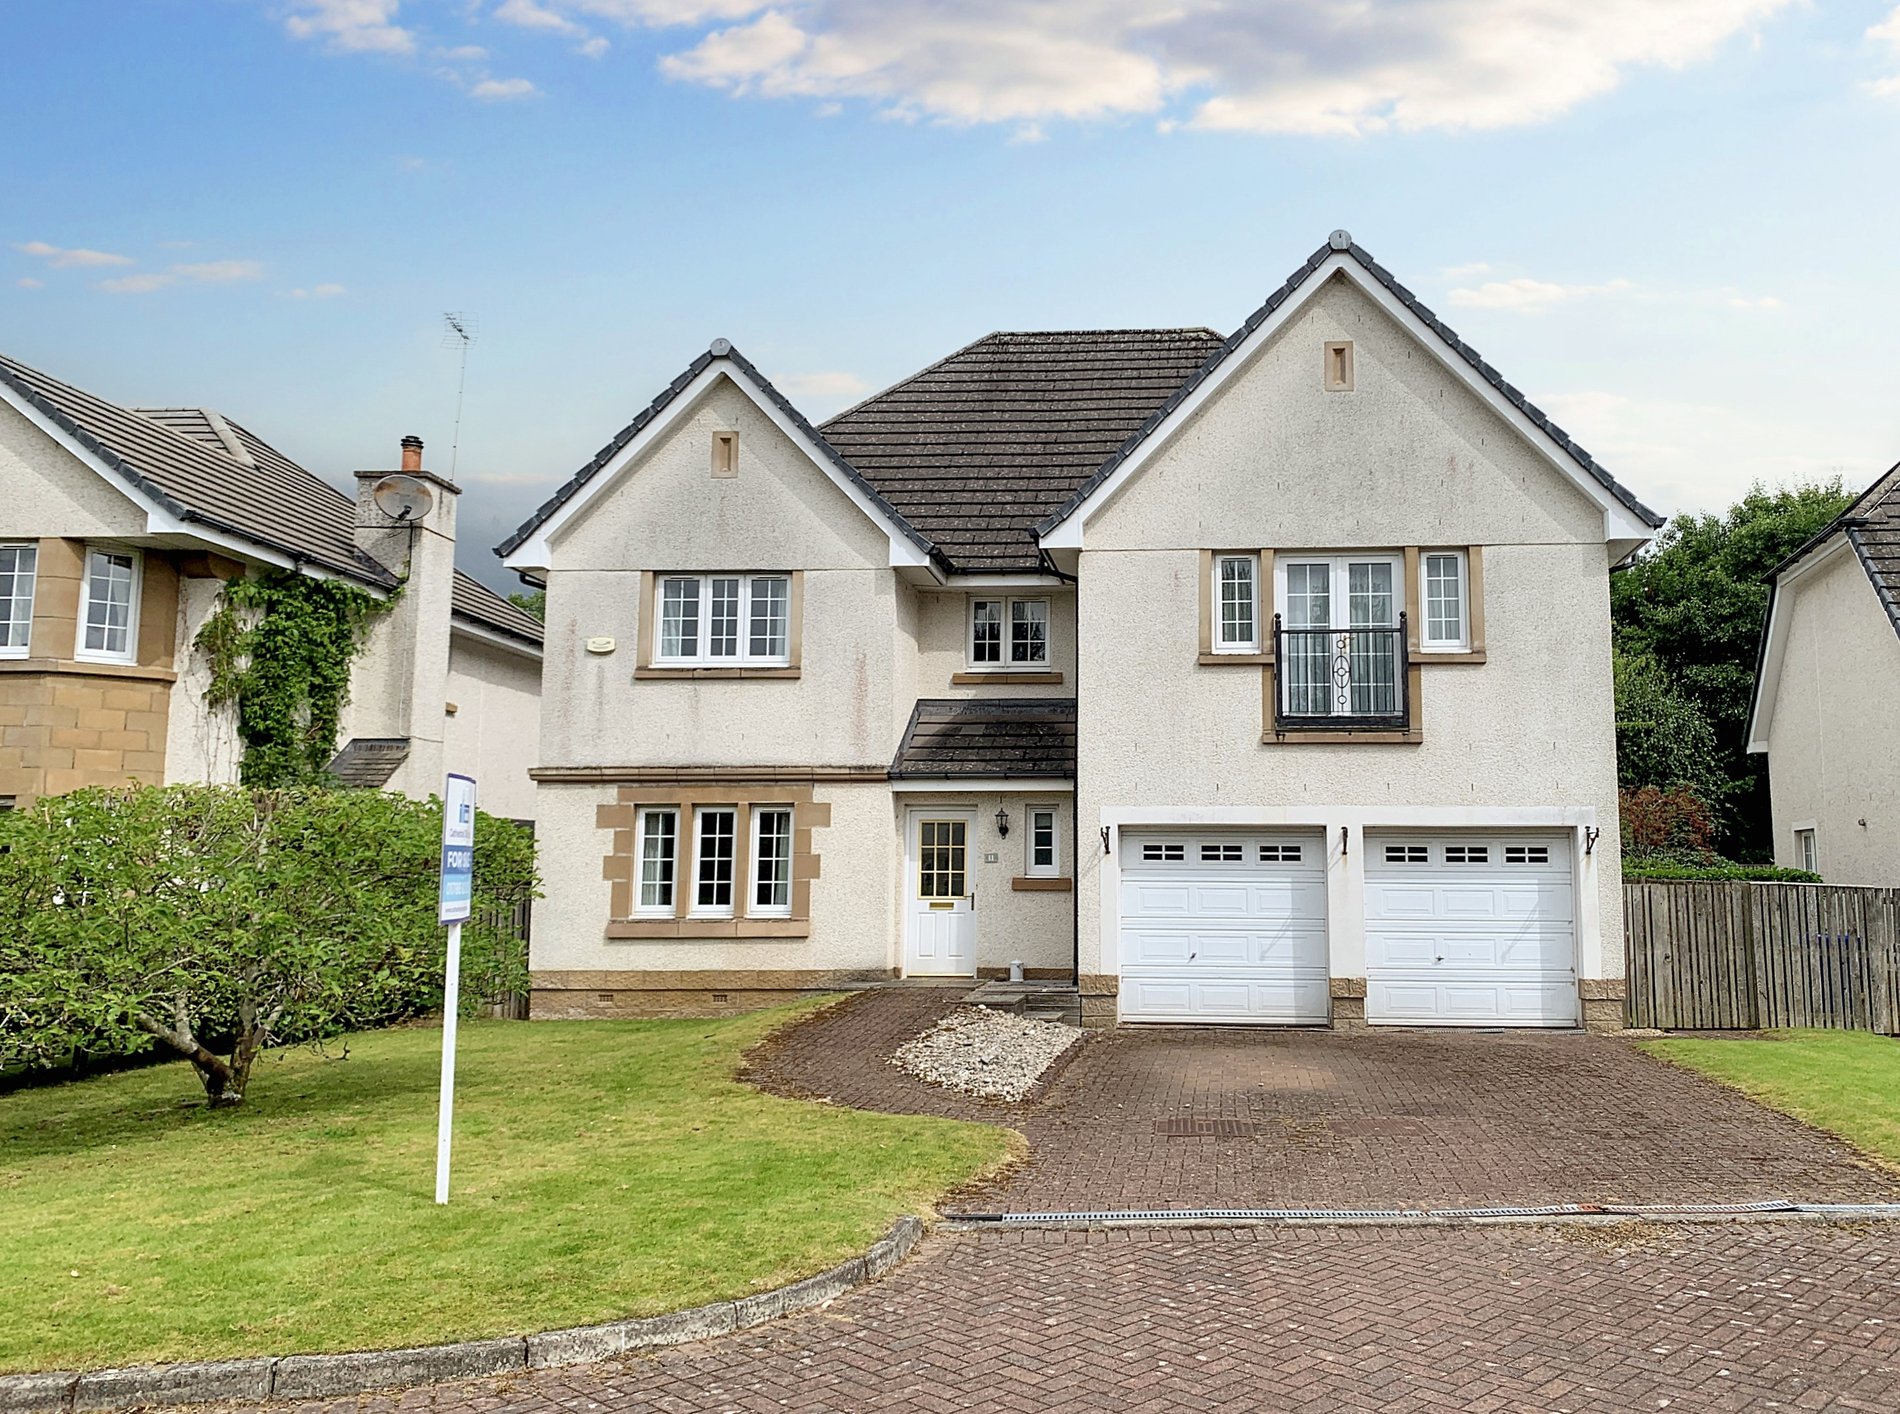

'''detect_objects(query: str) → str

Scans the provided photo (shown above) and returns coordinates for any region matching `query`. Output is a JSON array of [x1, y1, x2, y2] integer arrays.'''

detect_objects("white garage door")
[[1118, 830, 1328, 1023], [1363, 833, 1577, 1027]]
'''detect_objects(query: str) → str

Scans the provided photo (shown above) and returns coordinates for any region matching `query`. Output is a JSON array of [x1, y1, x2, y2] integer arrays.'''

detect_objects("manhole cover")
[[1154, 1118, 1261, 1138]]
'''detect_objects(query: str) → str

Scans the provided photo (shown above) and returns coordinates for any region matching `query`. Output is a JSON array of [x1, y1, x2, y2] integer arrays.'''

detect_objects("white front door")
[[905, 812, 976, 977], [1117, 830, 1330, 1023], [1363, 832, 1577, 1026]]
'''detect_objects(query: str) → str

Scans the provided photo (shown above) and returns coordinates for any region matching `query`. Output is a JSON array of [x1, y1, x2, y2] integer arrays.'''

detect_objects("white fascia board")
[[450, 617, 544, 661], [890, 777, 1074, 794], [943, 573, 1072, 590], [1745, 534, 1851, 754], [501, 360, 931, 574], [1039, 254, 1655, 551], [1, 380, 385, 589]]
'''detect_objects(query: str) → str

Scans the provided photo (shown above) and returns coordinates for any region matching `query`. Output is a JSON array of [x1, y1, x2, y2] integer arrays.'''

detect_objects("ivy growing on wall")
[[197, 571, 394, 787]]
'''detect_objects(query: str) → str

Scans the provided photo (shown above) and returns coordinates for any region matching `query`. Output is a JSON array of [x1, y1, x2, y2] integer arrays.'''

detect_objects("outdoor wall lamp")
[[995, 807, 1010, 838]]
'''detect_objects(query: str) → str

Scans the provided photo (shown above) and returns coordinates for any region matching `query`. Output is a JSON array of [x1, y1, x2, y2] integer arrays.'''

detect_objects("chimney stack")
[[401, 435, 424, 473]]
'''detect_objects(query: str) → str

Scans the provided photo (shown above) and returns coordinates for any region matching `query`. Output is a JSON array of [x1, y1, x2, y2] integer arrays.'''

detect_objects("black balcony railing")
[[1272, 612, 1410, 732]]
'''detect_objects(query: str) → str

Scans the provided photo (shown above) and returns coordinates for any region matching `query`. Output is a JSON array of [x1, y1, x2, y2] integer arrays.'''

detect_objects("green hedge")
[[1623, 859, 1822, 883], [0, 785, 536, 1081]]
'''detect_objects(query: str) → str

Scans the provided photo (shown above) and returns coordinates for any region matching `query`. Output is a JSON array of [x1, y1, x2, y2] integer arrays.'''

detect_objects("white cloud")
[[14, 240, 134, 269], [1447, 276, 1634, 313], [494, 0, 585, 34], [1540, 390, 1880, 516], [172, 260, 265, 284], [285, 0, 415, 55], [16, 277, 43, 289], [470, 76, 541, 99], [571, 0, 1795, 134], [291, 283, 349, 298], [777, 370, 870, 399], [1870, 6, 1900, 96], [98, 273, 176, 295], [576, 35, 611, 56], [439, 44, 490, 61]]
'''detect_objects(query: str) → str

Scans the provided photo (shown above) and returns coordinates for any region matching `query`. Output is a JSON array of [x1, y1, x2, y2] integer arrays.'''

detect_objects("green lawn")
[[1640, 1029, 1900, 1169], [0, 1004, 1015, 1373]]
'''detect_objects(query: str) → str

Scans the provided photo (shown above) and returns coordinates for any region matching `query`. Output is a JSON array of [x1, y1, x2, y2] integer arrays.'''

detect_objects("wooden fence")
[[1625, 881, 1900, 1032], [480, 889, 534, 1021]]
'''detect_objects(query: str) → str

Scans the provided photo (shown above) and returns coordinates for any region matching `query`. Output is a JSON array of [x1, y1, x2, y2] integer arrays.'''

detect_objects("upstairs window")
[[656, 573, 791, 667], [0, 543, 36, 658], [77, 548, 138, 664], [1421, 551, 1469, 652], [1214, 554, 1259, 653], [1275, 554, 1402, 721], [969, 596, 1051, 668]]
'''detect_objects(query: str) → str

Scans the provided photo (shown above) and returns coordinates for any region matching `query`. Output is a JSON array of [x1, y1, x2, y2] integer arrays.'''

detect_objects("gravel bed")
[[890, 1006, 1082, 1102]]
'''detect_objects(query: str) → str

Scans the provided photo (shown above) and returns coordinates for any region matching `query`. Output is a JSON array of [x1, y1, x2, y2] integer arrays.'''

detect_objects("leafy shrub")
[[0, 785, 535, 1105], [1623, 858, 1822, 883], [1619, 784, 1719, 856]]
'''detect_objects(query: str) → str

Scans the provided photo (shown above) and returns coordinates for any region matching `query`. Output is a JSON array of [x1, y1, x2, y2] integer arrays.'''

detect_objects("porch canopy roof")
[[889, 699, 1077, 781]]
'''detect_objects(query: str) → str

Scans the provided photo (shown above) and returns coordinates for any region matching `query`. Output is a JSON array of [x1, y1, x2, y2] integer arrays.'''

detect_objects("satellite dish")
[[371, 475, 434, 523]]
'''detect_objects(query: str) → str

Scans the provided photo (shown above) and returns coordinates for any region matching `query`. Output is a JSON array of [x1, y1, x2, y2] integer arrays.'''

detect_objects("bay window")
[[0, 543, 36, 657], [77, 547, 138, 664]]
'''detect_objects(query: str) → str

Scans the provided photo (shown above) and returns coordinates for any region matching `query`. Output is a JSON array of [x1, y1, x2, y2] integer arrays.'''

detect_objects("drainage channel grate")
[[1154, 1118, 1261, 1138]]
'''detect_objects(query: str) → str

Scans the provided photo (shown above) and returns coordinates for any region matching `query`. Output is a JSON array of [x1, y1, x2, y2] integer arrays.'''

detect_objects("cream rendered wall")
[[1074, 272, 1625, 989], [444, 631, 541, 822], [912, 589, 1077, 698], [1765, 545, 1900, 886], [0, 400, 149, 541], [541, 378, 899, 769], [532, 376, 911, 979], [162, 575, 242, 786]]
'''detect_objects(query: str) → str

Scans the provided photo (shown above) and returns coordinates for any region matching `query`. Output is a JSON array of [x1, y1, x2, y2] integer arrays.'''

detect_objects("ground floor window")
[[752, 807, 793, 915]]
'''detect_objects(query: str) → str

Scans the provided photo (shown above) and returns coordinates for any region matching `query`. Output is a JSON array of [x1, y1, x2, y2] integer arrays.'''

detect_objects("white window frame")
[[1794, 825, 1818, 875], [1026, 805, 1060, 878], [0, 542, 37, 659], [967, 596, 1052, 669], [1273, 552, 1404, 720], [634, 807, 679, 916], [691, 805, 739, 917], [750, 805, 795, 917], [1212, 553, 1260, 654], [1419, 549, 1470, 653], [74, 546, 140, 665], [654, 573, 791, 668]]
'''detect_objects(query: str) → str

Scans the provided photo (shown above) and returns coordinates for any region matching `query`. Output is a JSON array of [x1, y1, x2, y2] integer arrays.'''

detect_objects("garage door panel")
[[1364, 833, 1576, 1028], [1118, 830, 1328, 1025], [1122, 975, 1330, 1025]]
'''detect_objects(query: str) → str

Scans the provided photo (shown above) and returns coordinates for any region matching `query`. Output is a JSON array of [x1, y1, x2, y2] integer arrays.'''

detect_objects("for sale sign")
[[438, 773, 477, 924]]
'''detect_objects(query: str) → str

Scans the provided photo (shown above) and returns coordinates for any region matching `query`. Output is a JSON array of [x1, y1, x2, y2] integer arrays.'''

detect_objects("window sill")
[[1415, 648, 1487, 664], [1262, 727, 1422, 746], [1198, 652, 1272, 667], [606, 917, 812, 939], [950, 670, 1064, 685], [634, 666, 800, 680], [0, 657, 178, 683], [1011, 876, 1073, 892]]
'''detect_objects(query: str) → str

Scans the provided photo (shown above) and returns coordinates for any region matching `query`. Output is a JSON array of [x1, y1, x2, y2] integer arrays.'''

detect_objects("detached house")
[[1747, 464, 1900, 886], [503, 232, 1661, 1030], [1, 352, 543, 819]]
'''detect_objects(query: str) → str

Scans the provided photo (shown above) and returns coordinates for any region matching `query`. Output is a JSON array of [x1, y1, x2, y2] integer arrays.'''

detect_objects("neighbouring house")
[[0, 351, 543, 820], [501, 231, 1661, 1030], [1747, 464, 1900, 886]]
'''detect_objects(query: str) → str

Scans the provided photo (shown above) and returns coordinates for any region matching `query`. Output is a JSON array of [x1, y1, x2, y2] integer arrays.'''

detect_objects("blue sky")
[[5, 0, 1899, 591]]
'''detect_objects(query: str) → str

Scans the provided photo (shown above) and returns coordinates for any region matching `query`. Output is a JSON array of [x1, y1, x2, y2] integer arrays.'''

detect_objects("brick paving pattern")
[[747, 990, 1900, 1210], [226, 1224, 1900, 1414]]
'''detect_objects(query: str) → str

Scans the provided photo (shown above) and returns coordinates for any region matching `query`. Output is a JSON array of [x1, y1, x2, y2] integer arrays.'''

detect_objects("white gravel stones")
[[891, 1006, 1082, 1102]]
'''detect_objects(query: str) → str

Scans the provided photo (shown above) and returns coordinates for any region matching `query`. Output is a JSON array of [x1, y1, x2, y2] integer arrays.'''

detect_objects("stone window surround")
[[598, 782, 828, 939], [1194, 545, 1487, 746]]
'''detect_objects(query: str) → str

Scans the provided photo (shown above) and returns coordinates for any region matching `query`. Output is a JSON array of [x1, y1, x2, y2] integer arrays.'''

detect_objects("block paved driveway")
[[747, 989, 1900, 1211], [229, 993, 1900, 1413]]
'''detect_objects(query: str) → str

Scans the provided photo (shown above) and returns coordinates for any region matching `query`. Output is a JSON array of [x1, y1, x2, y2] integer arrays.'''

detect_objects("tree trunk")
[[134, 1010, 245, 1108]]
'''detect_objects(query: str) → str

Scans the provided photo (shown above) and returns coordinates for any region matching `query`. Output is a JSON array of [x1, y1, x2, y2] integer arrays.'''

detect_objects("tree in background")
[[0, 786, 536, 1107], [1611, 480, 1852, 859], [508, 588, 546, 621]]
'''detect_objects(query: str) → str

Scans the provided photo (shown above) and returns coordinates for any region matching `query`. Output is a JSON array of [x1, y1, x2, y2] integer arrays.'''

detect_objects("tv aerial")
[[442, 311, 478, 478]]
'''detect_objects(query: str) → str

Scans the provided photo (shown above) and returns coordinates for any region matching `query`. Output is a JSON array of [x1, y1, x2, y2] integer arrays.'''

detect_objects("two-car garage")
[[1116, 828, 1578, 1027]]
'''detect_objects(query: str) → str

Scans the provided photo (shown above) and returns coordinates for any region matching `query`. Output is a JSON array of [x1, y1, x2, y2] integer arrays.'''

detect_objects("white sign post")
[[435, 773, 477, 1205]]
